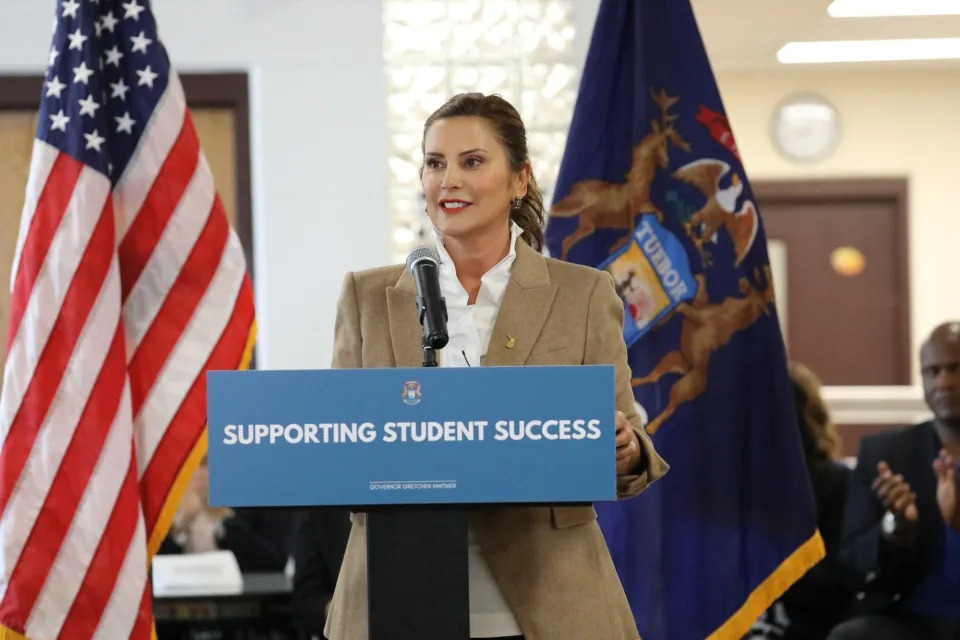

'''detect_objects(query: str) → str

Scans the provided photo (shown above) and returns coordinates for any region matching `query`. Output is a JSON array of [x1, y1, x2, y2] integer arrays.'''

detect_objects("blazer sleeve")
[[584, 270, 669, 499], [332, 272, 363, 369]]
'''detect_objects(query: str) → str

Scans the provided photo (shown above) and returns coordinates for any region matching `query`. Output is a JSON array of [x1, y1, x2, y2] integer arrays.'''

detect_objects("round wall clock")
[[770, 93, 841, 162]]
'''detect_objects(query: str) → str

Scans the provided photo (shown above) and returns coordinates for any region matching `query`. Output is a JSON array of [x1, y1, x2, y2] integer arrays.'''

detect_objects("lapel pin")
[[505, 335, 516, 349]]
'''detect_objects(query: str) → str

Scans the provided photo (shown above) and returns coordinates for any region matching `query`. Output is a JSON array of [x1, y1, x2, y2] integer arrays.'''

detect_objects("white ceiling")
[[691, 0, 960, 71]]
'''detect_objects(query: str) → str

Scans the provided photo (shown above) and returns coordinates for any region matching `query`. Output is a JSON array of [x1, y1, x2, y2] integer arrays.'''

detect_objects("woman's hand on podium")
[[614, 410, 641, 476]]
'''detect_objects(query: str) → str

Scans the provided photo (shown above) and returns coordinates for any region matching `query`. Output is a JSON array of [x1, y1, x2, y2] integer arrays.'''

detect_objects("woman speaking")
[[323, 93, 668, 640]]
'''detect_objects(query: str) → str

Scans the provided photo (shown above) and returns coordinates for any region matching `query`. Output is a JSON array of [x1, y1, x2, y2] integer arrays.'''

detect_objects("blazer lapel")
[[485, 241, 558, 367], [387, 270, 423, 368]]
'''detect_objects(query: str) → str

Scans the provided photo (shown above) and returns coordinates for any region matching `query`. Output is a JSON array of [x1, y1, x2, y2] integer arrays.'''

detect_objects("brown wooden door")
[[754, 179, 911, 386]]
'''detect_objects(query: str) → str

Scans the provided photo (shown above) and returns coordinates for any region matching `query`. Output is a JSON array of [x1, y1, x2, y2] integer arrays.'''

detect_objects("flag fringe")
[[0, 624, 28, 639], [705, 530, 826, 640], [238, 316, 257, 371], [145, 318, 257, 560], [145, 427, 209, 559]]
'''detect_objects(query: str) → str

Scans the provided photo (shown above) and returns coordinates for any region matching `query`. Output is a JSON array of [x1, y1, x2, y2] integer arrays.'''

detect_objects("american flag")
[[0, 0, 256, 637]]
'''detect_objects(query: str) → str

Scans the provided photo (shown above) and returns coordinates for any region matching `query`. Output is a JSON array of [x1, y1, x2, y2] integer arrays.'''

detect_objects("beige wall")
[[716, 67, 960, 382]]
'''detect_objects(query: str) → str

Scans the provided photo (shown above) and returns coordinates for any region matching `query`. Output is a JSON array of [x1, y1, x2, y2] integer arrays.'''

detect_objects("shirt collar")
[[434, 221, 524, 289]]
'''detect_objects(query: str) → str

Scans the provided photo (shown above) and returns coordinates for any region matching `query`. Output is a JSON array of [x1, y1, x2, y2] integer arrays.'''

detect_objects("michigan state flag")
[[545, 1, 825, 638]]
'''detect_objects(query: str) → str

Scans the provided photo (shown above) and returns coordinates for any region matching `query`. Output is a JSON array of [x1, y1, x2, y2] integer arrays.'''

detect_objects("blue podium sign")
[[206, 365, 616, 507]]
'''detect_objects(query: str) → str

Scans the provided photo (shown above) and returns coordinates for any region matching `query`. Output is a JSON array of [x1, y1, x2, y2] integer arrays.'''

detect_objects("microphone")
[[405, 247, 449, 350]]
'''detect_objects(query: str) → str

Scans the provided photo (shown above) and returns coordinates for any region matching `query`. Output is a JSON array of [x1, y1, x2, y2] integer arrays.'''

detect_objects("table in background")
[[154, 572, 302, 640]]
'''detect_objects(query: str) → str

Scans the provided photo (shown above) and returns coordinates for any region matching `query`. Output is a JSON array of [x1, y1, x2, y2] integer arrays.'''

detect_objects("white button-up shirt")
[[435, 221, 524, 638]]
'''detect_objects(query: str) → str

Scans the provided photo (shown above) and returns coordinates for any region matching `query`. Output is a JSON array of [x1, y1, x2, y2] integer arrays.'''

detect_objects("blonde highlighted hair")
[[789, 361, 842, 461]]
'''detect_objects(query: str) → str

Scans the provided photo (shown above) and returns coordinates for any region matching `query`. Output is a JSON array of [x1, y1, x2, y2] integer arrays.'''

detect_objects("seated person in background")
[[290, 508, 351, 639], [746, 361, 856, 639], [160, 456, 291, 573], [827, 322, 960, 640]]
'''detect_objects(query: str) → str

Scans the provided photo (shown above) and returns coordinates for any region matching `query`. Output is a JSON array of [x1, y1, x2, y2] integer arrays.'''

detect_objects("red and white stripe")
[[0, 66, 255, 638], [7, 142, 58, 294], [113, 72, 187, 238]]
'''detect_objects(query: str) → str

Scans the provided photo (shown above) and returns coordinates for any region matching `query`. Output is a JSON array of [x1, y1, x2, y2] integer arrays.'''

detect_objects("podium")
[[207, 366, 616, 639]]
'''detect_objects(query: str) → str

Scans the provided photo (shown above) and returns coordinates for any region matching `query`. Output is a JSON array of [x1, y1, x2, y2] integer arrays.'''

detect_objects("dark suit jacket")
[[782, 459, 856, 637], [290, 508, 351, 637], [838, 421, 942, 614], [746, 459, 856, 640], [158, 508, 292, 573]]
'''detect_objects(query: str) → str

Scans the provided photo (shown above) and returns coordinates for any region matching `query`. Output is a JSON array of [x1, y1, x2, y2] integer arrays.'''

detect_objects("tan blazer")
[[324, 239, 669, 640]]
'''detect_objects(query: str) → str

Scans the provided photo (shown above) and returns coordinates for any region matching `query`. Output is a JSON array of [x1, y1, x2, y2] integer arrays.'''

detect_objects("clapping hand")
[[934, 449, 960, 533], [873, 461, 918, 539]]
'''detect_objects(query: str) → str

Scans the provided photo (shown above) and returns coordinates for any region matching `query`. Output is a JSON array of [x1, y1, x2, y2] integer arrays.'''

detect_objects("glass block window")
[[383, 0, 578, 263]]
